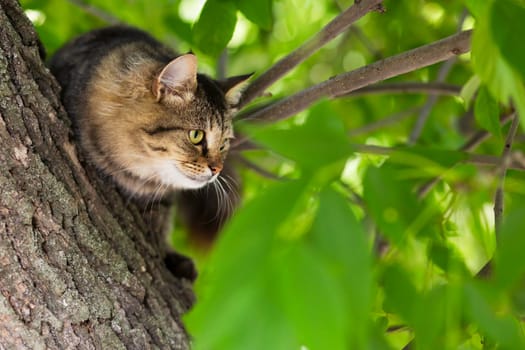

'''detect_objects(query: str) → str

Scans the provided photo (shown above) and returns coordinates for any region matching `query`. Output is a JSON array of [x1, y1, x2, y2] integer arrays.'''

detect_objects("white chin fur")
[[136, 162, 210, 190]]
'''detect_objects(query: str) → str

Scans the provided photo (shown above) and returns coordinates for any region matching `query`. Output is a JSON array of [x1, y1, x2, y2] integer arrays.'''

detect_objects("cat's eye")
[[188, 130, 204, 145]]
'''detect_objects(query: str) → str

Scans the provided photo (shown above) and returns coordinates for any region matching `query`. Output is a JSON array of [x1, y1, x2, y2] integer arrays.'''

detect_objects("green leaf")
[[414, 286, 449, 348], [474, 86, 501, 137], [185, 180, 310, 350], [428, 241, 469, 276], [310, 188, 373, 348], [494, 206, 525, 290], [491, 0, 525, 83], [463, 281, 525, 348], [236, 0, 273, 29], [363, 164, 422, 243], [460, 75, 480, 108], [464, 0, 485, 18], [192, 0, 237, 57], [471, 0, 525, 127], [382, 264, 419, 324], [245, 101, 353, 172], [276, 244, 347, 350]]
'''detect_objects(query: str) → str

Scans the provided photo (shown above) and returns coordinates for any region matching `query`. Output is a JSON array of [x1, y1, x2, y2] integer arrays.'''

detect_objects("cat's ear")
[[154, 54, 198, 103], [219, 73, 253, 107]]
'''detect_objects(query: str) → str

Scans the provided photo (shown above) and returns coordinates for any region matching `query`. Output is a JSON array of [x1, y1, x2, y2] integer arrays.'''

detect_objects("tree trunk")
[[0, 1, 193, 349]]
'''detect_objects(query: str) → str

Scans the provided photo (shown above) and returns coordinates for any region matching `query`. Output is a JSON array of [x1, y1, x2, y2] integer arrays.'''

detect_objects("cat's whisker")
[[224, 177, 237, 216], [209, 180, 224, 225], [214, 176, 233, 229], [221, 174, 240, 202], [217, 175, 237, 217]]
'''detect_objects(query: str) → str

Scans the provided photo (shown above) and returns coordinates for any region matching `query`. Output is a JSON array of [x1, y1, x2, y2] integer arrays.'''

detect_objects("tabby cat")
[[49, 26, 249, 199], [49, 26, 250, 279]]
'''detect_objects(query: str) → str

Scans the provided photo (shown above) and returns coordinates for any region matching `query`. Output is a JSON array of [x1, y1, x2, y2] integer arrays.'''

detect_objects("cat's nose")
[[209, 164, 222, 175]]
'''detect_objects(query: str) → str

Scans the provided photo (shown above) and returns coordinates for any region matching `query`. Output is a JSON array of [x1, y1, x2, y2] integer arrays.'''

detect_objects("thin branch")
[[236, 156, 286, 181], [408, 58, 457, 144], [408, 9, 467, 145], [341, 82, 461, 98], [494, 114, 520, 233], [230, 137, 259, 151], [243, 30, 472, 123], [334, 0, 383, 59], [239, 81, 458, 122], [477, 115, 520, 281], [351, 143, 525, 171], [348, 106, 422, 137], [417, 112, 515, 198], [68, 0, 121, 25], [239, 0, 385, 107], [338, 180, 365, 208], [349, 25, 383, 60]]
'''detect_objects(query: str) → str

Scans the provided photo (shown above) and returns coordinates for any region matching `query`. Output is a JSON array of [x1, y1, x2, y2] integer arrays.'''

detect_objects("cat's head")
[[133, 54, 249, 190], [86, 53, 250, 194]]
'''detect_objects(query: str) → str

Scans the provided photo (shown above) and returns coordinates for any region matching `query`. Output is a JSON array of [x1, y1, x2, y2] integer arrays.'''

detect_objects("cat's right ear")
[[153, 54, 198, 104]]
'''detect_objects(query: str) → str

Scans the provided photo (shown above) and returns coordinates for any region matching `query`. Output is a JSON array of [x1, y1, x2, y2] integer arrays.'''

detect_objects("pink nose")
[[209, 164, 222, 175]]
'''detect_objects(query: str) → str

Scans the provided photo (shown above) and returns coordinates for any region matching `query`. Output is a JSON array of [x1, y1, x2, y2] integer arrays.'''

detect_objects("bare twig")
[[408, 10, 467, 144], [243, 30, 472, 123], [351, 143, 525, 171], [239, 0, 384, 107], [230, 137, 259, 151], [349, 25, 383, 60], [68, 0, 121, 25], [408, 58, 457, 144], [341, 82, 461, 98], [338, 180, 365, 208], [236, 156, 286, 181], [334, 0, 383, 59], [417, 112, 515, 198], [494, 114, 520, 233], [237, 82, 459, 123], [348, 106, 422, 137]]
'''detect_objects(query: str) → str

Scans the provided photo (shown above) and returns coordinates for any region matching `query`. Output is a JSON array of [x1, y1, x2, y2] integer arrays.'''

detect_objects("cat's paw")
[[164, 251, 198, 282]]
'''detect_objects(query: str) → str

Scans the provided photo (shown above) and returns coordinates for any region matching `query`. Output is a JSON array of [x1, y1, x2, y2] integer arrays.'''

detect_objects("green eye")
[[189, 130, 204, 144]]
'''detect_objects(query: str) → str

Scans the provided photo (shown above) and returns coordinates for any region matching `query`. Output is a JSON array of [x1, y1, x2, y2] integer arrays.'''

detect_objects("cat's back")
[[49, 26, 173, 114]]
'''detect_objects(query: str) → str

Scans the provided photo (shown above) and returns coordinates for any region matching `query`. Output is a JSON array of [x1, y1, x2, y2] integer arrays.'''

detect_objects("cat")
[[49, 26, 250, 279]]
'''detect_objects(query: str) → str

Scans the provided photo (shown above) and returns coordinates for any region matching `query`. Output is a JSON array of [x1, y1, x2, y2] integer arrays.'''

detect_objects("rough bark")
[[0, 1, 193, 349]]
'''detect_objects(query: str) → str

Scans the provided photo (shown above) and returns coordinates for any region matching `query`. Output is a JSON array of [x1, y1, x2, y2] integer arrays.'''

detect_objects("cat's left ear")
[[219, 73, 253, 107], [154, 54, 198, 103]]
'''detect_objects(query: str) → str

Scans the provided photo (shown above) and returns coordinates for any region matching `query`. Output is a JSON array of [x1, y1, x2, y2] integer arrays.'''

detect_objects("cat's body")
[[49, 26, 247, 199], [49, 26, 249, 279]]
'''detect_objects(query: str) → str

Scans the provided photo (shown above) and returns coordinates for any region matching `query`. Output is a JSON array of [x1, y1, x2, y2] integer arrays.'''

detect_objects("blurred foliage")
[[21, 0, 525, 349]]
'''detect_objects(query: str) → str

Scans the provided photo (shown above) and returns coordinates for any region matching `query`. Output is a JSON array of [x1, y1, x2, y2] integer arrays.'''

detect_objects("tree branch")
[[341, 82, 461, 98], [351, 143, 525, 171], [243, 30, 472, 123], [238, 0, 385, 107]]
